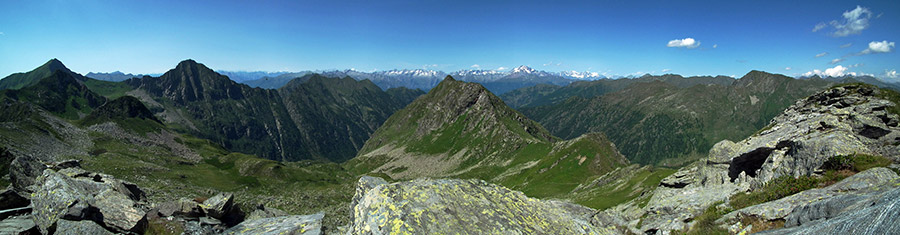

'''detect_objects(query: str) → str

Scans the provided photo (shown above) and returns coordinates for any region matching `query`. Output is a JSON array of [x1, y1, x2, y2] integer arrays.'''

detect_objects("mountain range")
[[239, 65, 604, 93], [2, 58, 900, 234]]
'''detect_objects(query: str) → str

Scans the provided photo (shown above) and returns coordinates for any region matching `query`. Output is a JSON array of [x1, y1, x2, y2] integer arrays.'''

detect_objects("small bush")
[[145, 217, 185, 235], [730, 175, 819, 210], [89, 148, 107, 156], [680, 202, 730, 235]]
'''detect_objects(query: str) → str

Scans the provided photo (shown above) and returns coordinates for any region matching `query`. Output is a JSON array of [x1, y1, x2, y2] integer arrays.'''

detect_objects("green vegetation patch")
[[730, 153, 892, 210], [84, 79, 135, 99], [679, 202, 731, 235]]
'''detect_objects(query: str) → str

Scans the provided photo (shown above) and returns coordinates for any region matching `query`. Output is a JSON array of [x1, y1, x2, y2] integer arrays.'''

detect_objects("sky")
[[0, 0, 898, 80]]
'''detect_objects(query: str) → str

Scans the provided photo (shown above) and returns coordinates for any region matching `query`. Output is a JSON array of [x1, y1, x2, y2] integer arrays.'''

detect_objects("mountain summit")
[[0, 59, 79, 90], [349, 76, 626, 198]]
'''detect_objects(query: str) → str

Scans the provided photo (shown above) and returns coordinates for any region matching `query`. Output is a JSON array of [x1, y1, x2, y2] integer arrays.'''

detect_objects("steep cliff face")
[[124, 60, 421, 162], [600, 84, 900, 234]]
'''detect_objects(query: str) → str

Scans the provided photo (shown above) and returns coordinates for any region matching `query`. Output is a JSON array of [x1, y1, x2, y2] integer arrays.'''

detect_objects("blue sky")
[[0, 0, 898, 79]]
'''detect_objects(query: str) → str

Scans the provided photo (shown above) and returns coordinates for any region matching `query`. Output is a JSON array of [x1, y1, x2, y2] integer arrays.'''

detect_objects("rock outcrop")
[[609, 84, 900, 233], [719, 167, 899, 232], [224, 213, 324, 235], [758, 180, 900, 234], [348, 176, 617, 234], [31, 162, 149, 234]]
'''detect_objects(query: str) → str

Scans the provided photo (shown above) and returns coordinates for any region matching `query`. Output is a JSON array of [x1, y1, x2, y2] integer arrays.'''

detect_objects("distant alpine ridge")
[[239, 65, 606, 93]]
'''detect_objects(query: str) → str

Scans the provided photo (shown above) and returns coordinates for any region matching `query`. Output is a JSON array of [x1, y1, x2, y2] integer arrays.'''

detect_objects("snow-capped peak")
[[511, 65, 536, 74], [381, 69, 443, 77], [559, 70, 602, 79]]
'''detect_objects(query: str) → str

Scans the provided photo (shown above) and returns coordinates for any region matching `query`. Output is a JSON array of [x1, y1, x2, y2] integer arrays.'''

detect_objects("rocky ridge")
[[597, 84, 900, 234], [347, 176, 618, 234]]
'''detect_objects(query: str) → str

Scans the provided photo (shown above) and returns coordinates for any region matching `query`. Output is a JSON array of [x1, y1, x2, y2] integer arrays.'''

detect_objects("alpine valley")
[[1, 58, 900, 235]]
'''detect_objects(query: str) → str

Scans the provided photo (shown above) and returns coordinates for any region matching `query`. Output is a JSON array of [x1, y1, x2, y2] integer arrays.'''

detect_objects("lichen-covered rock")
[[718, 167, 899, 228], [92, 189, 147, 232], [157, 198, 203, 218], [757, 184, 900, 234], [224, 213, 324, 235], [30, 167, 149, 234], [55, 219, 114, 235], [637, 84, 900, 233], [349, 177, 617, 234], [200, 192, 234, 219], [31, 169, 93, 234], [349, 176, 386, 222]]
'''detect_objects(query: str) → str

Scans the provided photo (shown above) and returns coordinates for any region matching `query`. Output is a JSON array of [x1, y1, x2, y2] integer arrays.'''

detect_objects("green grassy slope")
[[348, 76, 630, 200], [522, 71, 835, 165]]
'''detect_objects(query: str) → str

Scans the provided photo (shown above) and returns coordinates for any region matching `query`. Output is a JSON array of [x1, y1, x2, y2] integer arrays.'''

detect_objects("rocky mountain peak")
[[511, 65, 536, 74], [42, 58, 71, 74], [128, 59, 244, 104]]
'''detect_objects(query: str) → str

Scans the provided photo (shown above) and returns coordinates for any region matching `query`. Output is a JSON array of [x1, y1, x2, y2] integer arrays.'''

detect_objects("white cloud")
[[840, 43, 853, 48], [803, 65, 857, 77], [829, 6, 873, 37], [830, 58, 844, 64], [667, 38, 700, 48], [470, 64, 480, 69], [815, 52, 828, 58], [885, 70, 898, 79], [860, 40, 895, 54], [0, 32, 4, 35], [785, 67, 792, 71], [496, 67, 508, 71], [662, 69, 671, 73], [712, 44, 718, 49], [812, 22, 827, 32], [848, 63, 863, 68]]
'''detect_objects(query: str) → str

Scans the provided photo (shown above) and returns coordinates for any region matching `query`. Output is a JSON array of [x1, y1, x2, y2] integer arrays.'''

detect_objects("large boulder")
[[8, 154, 47, 194], [717, 167, 899, 231], [56, 219, 114, 235], [224, 213, 324, 235], [30, 166, 149, 234], [200, 192, 234, 219], [348, 177, 617, 234], [156, 198, 203, 218], [758, 184, 900, 234]]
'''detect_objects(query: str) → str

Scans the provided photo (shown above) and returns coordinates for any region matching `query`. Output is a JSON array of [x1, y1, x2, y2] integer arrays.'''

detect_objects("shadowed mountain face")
[[520, 71, 836, 165], [1, 70, 106, 120], [124, 60, 422, 162]]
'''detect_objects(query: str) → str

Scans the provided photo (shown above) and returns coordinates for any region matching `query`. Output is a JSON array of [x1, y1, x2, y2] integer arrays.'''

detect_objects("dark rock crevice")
[[728, 141, 794, 182], [858, 124, 890, 139]]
